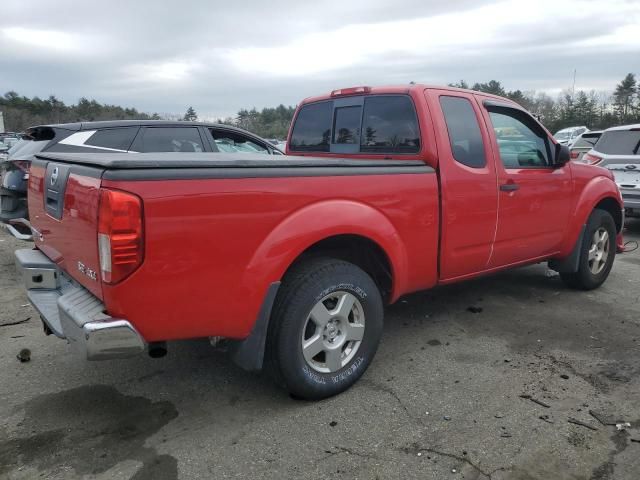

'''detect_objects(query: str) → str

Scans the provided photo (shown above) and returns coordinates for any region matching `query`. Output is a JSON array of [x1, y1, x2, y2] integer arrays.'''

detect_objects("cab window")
[[488, 109, 550, 168], [137, 127, 205, 153], [360, 96, 420, 153], [289, 102, 332, 152], [289, 95, 420, 154], [440, 96, 486, 168], [209, 128, 270, 154]]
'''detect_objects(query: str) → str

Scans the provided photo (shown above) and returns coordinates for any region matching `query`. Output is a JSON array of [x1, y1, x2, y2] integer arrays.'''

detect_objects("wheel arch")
[[242, 199, 409, 304], [560, 176, 623, 256], [283, 234, 394, 302], [594, 196, 623, 233]]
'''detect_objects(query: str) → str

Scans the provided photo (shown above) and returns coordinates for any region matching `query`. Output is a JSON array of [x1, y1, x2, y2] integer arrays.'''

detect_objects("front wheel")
[[267, 258, 384, 400], [560, 209, 616, 290]]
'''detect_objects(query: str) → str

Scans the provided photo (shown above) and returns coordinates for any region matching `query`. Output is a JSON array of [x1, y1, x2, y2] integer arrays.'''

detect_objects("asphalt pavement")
[[1, 220, 639, 479]]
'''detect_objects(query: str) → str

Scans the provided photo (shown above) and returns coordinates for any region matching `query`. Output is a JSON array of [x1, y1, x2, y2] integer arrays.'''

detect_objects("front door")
[[480, 102, 573, 267]]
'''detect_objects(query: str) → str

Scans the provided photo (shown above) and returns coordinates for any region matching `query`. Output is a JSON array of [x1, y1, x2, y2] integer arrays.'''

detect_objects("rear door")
[[424, 89, 499, 280], [480, 100, 572, 267]]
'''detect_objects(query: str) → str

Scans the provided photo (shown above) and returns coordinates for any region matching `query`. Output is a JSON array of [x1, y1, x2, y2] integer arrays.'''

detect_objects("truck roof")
[[298, 84, 513, 105]]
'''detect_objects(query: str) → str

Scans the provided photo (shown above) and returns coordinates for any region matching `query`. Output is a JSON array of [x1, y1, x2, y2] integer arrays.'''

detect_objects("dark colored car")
[[0, 120, 283, 237]]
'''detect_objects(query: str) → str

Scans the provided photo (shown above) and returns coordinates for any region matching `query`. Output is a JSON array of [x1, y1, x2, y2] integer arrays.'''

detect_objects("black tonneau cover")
[[35, 152, 427, 170]]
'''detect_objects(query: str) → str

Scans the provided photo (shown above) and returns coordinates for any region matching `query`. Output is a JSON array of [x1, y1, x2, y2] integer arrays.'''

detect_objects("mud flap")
[[229, 282, 281, 372], [548, 224, 586, 273]]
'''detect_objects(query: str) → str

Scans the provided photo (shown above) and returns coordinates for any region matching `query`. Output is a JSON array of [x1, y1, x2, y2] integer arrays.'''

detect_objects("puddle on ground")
[[0, 385, 178, 479]]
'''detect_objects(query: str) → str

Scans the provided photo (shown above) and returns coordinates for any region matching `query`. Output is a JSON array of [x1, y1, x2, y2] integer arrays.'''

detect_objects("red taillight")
[[582, 152, 603, 165], [98, 189, 143, 284], [330, 86, 371, 97], [570, 151, 579, 159]]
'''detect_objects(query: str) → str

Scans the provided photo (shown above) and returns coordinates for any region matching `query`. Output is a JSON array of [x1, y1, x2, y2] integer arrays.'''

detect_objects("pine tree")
[[183, 106, 198, 122], [612, 73, 637, 123], [472, 80, 506, 96]]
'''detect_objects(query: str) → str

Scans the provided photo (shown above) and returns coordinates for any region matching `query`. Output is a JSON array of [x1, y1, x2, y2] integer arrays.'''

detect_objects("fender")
[[230, 200, 408, 372], [558, 175, 622, 258], [242, 199, 408, 306]]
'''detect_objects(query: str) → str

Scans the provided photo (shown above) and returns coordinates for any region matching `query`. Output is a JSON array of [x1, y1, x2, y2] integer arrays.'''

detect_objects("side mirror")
[[554, 143, 570, 167]]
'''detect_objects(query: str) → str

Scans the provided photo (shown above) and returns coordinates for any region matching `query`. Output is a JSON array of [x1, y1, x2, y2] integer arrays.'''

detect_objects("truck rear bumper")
[[15, 248, 145, 360]]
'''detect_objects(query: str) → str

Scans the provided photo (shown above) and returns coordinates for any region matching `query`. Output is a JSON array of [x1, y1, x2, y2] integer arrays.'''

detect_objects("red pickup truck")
[[15, 85, 623, 399]]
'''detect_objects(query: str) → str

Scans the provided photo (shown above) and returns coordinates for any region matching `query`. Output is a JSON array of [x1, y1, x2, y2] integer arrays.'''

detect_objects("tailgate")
[[28, 158, 105, 299]]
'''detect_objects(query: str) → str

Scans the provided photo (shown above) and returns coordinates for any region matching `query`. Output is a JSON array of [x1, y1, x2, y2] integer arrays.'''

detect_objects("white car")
[[554, 126, 588, 146], [569, 130, 603, 163]]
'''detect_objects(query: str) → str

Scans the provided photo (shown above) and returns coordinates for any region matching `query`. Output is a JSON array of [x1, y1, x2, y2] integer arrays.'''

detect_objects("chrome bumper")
[[14, 248, 145, 360]]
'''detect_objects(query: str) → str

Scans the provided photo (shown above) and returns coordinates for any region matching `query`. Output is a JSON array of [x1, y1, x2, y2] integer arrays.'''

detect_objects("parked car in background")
[[554, 126, 588, 146], [0, 120, 283, 238], [0, 141, 9, 160], [267, 138, 288, 151], [582, 124, 640, 216], [570, 130, 603, 163]]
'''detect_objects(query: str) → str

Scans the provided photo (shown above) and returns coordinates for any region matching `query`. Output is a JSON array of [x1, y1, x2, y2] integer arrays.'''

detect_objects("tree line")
[[2, 73, 638, 137], [0, 92, 160, 132], [449, 73, 639, 133]]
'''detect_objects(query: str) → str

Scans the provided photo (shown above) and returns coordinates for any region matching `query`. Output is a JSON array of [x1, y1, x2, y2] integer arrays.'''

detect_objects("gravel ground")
[[1, 220, 639, 480]]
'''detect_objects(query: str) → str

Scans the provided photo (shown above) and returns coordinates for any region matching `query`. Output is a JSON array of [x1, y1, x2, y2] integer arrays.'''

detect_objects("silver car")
[[554, 126, 588, 146], [570, 130, 603, 163], [584, 124, 640, 216]]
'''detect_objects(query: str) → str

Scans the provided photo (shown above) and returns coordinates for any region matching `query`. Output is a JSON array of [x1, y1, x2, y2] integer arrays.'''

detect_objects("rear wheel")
[[560, 209, 616, 290], [267, 258, 383, 400]]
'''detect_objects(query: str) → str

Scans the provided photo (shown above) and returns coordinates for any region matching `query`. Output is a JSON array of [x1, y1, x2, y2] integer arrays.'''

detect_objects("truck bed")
[[28, 151, 440, 342]]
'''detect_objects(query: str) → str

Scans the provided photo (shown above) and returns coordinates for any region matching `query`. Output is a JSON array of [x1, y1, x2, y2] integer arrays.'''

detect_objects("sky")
[[1, 0, 639, 119]]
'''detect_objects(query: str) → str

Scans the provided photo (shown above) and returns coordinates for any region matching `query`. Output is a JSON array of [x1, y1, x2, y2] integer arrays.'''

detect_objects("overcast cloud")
[[1, 0, 639, 119]]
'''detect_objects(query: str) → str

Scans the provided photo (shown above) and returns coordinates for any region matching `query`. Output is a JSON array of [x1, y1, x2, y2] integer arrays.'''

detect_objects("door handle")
[[500, 183, 519, 192]]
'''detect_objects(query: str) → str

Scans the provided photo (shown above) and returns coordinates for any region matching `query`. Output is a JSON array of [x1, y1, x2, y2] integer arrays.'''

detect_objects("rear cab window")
[[289, 102, 333, 152], [289, 95, 420, 155]]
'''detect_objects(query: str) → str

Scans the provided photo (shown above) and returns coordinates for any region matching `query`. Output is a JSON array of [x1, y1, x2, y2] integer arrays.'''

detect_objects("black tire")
[[560, 209, 616, 290], [267, 257, 384, 400]]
